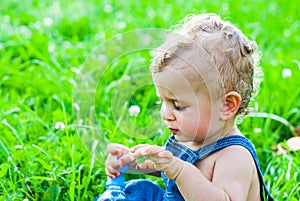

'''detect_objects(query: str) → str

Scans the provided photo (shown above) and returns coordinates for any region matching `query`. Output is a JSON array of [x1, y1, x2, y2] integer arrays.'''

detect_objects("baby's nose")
[[161, 104, 175, 121]]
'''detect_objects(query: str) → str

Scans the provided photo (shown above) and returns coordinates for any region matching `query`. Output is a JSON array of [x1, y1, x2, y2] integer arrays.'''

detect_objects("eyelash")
[[158, 99, 186, 111], [173, 102, 185, 111]]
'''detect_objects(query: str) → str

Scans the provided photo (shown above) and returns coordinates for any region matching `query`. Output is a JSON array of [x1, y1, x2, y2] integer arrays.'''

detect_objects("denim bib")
[[161, 135, 274, 201]]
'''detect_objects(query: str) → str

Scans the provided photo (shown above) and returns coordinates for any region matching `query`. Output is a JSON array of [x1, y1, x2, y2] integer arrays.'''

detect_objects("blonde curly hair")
[[150, 13, 262, 115]]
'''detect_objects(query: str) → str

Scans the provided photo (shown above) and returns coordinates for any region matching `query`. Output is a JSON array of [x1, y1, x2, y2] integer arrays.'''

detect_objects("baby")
[[101, 13, 273, 201]]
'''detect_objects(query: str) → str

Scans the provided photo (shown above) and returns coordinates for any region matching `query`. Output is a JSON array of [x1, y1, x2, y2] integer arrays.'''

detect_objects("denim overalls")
[[105, 135, 274, 201]]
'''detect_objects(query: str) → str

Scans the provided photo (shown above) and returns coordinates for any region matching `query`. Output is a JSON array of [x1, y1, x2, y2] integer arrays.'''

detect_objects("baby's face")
[[153, 67, 225, 146]]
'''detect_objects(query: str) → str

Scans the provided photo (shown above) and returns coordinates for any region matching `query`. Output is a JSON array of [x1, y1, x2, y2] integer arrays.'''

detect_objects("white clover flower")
[[48, 43, 56, 52], [254, 128, 261, 133], [129, 105, 140, 117], [103, 4, 113, 13], [128, 138, 134, 144], [15, 145, 23, 149], [43, 17, 53, 27], [117, 21, 127, 29], [78, 119, 83, 126], [55, 122, 65, 130], [282, 68, 292, 78]]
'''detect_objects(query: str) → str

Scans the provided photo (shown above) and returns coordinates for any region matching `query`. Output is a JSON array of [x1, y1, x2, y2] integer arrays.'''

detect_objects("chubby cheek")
[[180, 114, 201, 133], [182, 111, 212, 136]]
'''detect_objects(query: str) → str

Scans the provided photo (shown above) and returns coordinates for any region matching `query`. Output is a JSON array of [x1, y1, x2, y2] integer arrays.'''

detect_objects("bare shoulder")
[[217, 144, 255, 162], [212, 145, 260, 200], [214, 145, 257, 178]]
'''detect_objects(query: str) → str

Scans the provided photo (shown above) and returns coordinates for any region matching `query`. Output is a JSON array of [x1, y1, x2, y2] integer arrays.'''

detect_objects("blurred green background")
[[0, 0, 299, 200]]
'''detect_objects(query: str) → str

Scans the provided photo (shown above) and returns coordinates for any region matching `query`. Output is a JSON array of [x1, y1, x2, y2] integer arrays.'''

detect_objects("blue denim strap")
[[165, 135, 274, 201]]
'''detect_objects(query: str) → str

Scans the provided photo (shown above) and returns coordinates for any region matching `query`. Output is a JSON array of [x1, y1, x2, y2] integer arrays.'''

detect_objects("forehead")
[[152, 64, 222, 100], [152, 68, 202, 98]]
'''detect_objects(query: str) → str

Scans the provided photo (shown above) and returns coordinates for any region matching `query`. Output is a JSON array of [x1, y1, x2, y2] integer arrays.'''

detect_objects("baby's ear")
[[221, 91, 241, 121]]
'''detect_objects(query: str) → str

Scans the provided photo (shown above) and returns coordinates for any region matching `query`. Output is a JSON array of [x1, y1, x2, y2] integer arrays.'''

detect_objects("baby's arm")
[[133, 145, 254, 201]]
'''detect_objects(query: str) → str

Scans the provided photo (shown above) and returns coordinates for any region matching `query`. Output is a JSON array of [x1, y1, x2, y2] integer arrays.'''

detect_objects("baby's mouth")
[[169, 128, 179, 134]]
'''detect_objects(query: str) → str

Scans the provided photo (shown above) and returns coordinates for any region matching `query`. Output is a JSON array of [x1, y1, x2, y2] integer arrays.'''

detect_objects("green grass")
[[0, 0, 299, 200]]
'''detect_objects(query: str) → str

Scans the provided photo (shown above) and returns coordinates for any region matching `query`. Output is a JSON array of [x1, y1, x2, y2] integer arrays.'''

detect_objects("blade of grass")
[[1, 119, 24, 146], [82, 153, 95, 199], [247, 112, 297, 136]]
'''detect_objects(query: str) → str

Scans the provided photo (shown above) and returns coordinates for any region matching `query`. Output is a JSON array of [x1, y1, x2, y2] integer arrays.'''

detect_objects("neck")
[[187, 121, 241, 150]]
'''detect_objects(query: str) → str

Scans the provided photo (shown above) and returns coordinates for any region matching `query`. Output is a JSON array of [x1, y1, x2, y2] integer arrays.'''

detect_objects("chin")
[[175, 134, 206, 145], [174, 135, 193, 142]]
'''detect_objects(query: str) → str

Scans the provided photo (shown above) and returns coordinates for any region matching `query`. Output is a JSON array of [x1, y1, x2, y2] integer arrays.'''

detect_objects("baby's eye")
[[173, 102, 185, 111]]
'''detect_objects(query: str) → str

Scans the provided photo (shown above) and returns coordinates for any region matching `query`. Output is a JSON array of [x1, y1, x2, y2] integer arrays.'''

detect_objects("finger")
[[130, 144, 150, 152], [105, 167, 120, 178], [107, 143, 130, 157], [132, 146, 150, 157], [106, 171, 118, 179], [105, 154, 122, 171], [137, 160, 155, 169], [140, 145, 164, 155], [145, 151, 175, 170], [119, 152, 135, 165], [157, 150, 173, 159]]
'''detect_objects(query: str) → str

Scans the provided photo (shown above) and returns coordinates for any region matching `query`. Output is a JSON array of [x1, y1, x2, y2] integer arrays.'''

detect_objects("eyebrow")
[[159, 95, 187, 104]]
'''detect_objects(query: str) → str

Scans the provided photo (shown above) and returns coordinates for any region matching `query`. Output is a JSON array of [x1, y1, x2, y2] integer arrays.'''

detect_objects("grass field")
[[0, 0, 299, 200]]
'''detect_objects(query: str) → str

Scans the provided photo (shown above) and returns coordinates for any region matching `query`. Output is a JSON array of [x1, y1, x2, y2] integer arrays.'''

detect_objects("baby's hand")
[[105, 143, 133, 178], [131, 144, 184, 180]]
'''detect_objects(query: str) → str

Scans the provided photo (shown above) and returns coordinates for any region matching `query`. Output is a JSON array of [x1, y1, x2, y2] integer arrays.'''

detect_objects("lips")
[[169, 128, 179, 134]]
